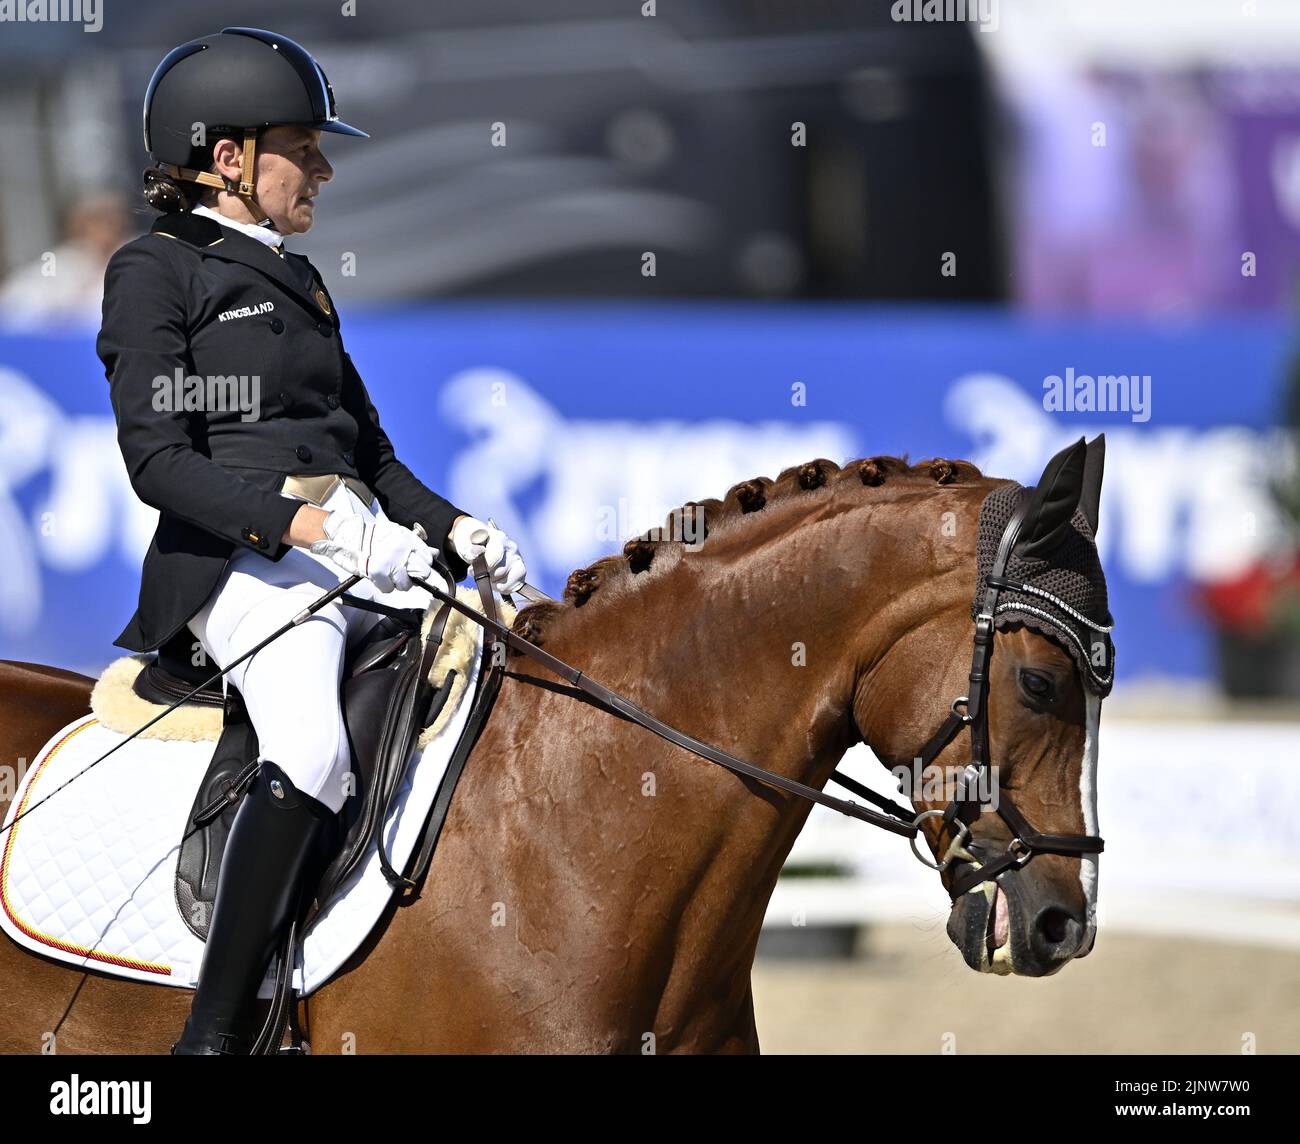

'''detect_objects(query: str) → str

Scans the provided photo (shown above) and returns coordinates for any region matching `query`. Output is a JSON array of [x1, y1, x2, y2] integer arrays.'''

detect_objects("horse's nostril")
[[1037, 906, 1077, 948]]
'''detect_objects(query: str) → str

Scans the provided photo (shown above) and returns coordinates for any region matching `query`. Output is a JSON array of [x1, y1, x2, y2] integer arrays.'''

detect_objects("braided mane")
[[511, 455, 986, 646]]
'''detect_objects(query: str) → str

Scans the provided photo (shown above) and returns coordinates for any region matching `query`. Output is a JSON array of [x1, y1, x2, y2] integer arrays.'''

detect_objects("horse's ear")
[[1017, 437, 1087, 559], [1078, 433, 1105, 535]]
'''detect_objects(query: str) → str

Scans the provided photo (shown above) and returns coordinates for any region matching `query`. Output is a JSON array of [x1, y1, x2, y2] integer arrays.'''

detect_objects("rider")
[[98, 27, 526, 1054]]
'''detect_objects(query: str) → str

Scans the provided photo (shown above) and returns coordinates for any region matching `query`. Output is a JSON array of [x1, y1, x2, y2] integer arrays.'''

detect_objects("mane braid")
[[509, 454, 985, 648]]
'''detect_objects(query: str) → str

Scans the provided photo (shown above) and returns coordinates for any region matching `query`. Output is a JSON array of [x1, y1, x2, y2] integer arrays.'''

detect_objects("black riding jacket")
[[97, 209, 468, 655]]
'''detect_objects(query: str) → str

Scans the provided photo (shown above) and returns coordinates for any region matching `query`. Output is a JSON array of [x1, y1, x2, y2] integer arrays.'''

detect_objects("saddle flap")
[[170, 595, 477, 968], [175, 690, 260, 939], [315, 603, 455, 902], [173, 609, 429, 939]]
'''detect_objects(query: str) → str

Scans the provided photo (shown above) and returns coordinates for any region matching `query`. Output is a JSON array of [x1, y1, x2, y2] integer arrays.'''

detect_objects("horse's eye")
[[1019, 669, 1054, 700]]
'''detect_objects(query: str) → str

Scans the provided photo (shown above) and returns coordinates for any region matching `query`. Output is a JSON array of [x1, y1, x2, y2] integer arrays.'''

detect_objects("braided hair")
[[141, 129, 250, 214]]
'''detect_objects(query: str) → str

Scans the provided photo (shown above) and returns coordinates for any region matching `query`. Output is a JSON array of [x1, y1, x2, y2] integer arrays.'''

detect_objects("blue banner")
[[0, 305, 1291, 684]]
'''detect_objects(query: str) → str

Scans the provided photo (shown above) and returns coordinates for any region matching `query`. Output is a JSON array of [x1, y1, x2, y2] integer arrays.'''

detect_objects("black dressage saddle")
[[132, 606, 456, 941]]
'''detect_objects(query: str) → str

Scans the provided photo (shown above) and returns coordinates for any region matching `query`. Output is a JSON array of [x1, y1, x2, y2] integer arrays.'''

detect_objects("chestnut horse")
[[0, 448, 1106, 1053]]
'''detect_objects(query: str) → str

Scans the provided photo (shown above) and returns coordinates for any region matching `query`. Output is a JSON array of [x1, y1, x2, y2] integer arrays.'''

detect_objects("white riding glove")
[[310, 511, 440, 595], [449, 515, 527, 594]]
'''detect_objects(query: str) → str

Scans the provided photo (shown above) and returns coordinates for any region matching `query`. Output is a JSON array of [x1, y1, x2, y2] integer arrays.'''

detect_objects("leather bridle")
[[411, 491, 1105, 902], [895, 489, 1105, 898]]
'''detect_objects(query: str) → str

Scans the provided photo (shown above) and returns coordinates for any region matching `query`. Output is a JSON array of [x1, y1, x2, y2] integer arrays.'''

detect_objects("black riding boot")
[[171, 760, 335, 1055]]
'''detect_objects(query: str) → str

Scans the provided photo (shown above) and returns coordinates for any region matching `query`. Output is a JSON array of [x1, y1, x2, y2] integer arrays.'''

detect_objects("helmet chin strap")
[[159, 127, 272, 226]]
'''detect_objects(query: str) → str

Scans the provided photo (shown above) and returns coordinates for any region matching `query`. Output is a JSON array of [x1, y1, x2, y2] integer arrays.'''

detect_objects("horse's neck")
[[452, 489, 973, 1046]]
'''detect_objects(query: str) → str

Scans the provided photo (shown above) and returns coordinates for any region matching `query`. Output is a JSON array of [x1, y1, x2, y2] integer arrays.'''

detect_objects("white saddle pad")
[[0, 625, 482, 997]]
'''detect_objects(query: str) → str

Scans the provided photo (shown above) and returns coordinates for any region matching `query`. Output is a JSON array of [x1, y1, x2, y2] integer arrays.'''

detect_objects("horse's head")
[[855, 436, 1112, 978]]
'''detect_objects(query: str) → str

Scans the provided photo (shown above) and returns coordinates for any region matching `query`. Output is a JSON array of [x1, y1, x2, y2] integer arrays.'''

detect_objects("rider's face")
[[251, 126, 333, 235], [210, 125, 333, 235]]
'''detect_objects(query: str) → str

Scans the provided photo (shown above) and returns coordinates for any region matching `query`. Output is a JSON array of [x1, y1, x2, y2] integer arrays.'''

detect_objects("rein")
[[413, 564, 922, 839]]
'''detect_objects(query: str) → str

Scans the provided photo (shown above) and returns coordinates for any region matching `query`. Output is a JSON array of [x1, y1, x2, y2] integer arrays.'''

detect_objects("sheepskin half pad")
[[0, 587, 505, 994]]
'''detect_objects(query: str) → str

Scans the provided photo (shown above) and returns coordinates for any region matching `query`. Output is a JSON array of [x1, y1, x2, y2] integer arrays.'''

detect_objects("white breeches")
[[186, 481, 432, 815]]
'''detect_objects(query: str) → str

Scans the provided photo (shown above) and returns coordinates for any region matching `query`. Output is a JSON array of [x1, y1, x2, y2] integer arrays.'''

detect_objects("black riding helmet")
[[143, 26, 367, 222]]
